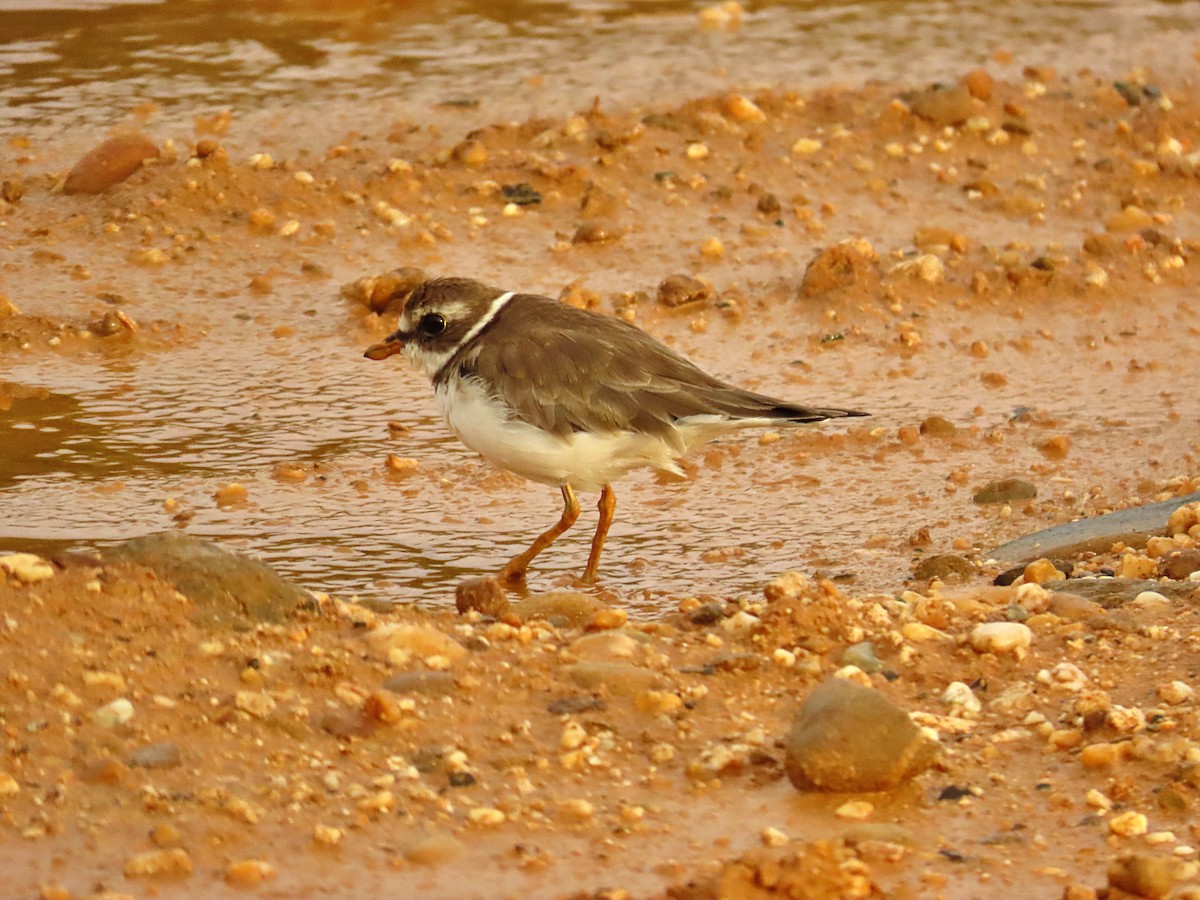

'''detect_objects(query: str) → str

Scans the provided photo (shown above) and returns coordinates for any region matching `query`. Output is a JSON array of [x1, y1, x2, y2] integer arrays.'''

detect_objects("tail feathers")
[[774, 405, 869, 423]]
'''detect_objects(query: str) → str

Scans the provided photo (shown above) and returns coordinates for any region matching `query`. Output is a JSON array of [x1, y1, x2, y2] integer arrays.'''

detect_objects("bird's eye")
[[419, 313, 446, 336]]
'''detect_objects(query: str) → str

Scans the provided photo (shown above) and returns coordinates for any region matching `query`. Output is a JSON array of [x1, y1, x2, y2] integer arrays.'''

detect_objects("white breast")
[[435, 376, 689, 493]]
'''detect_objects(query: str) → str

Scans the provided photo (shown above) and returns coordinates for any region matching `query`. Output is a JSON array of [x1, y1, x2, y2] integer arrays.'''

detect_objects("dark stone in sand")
[[784, 678, 936, 792], [104, 531, 309, 625], [455, 576, 509, 617], [1159, 549, 1200, 580], [989, 491, 1200, 563], [913, 554, 975, 582], [973, 478, 1037, 505]]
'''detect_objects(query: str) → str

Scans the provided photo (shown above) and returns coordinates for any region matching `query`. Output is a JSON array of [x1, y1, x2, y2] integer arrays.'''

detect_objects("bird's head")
[[363, 277, 509, 377]]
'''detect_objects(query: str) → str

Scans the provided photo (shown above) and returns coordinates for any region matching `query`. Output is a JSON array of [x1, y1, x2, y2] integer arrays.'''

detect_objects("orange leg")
[[581, 484, 616, 584], [499, 484, 580, 583]]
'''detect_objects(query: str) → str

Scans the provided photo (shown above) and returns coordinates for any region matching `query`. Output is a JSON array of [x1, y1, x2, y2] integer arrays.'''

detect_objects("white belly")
[[435, 377, 686, 493]]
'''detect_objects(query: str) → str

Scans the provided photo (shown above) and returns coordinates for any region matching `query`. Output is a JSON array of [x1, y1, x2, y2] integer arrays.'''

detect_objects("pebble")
[[366, 624, 468, 667], [942, 682, 981, 715], [1108, 853, 1177, 898], [467, 807, 506, 826], [763, 570, 817, 602], [901, 621, 949, 642], [723, 93, 766, 123], [235, 690, 276, 718], [1081, 742, 1124, 769], [1038, 662, 1088, 692], [798, 242, 880, 298], [124, 848, 193, 878], [0, 774, 18, 796], [1022, 558, 1065, 584], [784, 678, 936, 792], [62, 134, 159, 194], [835, 800, 874, 820], [313, 824, 343, 846], [906, 84, 975, 125], [973, 478, 1037, 504], [455, 576, 509, 617], [224, 859, 276, 886], [1158, 549, 1200, 579], [963, 68, 994, 100], [0, 553, 55, 584], [572, 220, 622, 244], [92, 698, 134, 728], [842, 823, 916, 846], [969, 622, 1032, 655], [1109, 811, 1149, 837], [657, 273, 712, 308]]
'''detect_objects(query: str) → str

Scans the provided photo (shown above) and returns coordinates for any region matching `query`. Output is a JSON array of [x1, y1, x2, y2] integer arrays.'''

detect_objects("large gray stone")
[[104, 531, 308, 624], [785, 678, 936, 792]]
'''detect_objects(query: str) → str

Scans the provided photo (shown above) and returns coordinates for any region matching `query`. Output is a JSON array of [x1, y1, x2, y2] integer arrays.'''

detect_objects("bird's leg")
[[499, 484, 580, 583], [581, 484, 616, 584]]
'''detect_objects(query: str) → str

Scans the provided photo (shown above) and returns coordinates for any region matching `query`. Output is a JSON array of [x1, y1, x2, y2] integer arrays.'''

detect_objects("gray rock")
[[989, 490, 1200, 563], [784, 678, 936, 792], [839, 642, 882, 673], [1159, 548, 1200, 580], [973, 478, 1037, 505], [127, 741, 182, 769], [104, 532, 308, 624]]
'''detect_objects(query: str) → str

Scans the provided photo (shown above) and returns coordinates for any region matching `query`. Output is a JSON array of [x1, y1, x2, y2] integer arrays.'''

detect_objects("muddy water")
[[2, 0, 1199, 611]]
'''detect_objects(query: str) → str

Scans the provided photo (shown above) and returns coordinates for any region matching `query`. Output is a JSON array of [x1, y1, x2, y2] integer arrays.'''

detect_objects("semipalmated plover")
[[365, 277, 867, 584]]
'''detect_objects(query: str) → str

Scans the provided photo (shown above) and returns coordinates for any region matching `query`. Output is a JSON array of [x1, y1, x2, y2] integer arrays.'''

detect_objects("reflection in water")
[[1, 0, 1195, 131]]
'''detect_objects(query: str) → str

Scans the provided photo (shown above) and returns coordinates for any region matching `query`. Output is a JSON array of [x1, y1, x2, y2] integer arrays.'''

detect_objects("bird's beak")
[[364, 332, 405, 361]]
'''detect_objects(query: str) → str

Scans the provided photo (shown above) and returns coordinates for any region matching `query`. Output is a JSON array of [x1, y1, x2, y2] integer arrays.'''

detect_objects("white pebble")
[[1037, 662, 1088, 692], [1132, 590, 1171, 609], [1156, 681, 1195, 705], [0, 553, 55, 584], [969, 622, 1032, 655], [942, 681, 982, 715], [92, 698, 134, 728]]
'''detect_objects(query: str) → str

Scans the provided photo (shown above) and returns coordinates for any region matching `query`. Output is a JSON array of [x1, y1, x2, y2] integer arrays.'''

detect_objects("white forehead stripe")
[[453, 290, 514, 354]]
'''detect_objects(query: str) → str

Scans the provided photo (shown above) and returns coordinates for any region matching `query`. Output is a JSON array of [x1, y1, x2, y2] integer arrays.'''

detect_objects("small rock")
[[124, 848, 193, 878], [839, 642, 882, 673], [224, 859, 276, 887], [723, 93, 766, 123], [403, 834, 464, 866], [800, 241, 880, 298], [63, 134, 159, 195], [92, 698, 135, 728], [913, 554, 974, 582], [339, 267, 426, 314], [1107, 853, 1176, 898], [973, 478, 1037, 504], [235, 690, 276, 719], [962, 68, 994, 100], [382, 671, 457, 697], [563, 662, 664, 698], [1023, 558, 1065, 584], [572, 220, 622, 244], [906, 84, 975, 125], [1156, 681, 1195, 705], [502, 183, 541, 206], [784, 678, 936, 792], [919, 415, 957, 437], [969, 622, 1032, 655], [690, 602, 726, 625], [0, 553, 55, 584], [512, 591, 606, 627], [1037, 435, 1071, 459], [128, 741, 182, 769], [657, 273, 712, 308], [455, 576, 509, 617]]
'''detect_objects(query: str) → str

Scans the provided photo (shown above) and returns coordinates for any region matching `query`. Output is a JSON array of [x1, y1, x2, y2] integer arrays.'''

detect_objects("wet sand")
[[3, 3, 1200, 898]]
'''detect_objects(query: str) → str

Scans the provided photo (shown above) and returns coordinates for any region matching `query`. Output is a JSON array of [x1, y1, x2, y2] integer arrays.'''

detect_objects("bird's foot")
[[497, 562, 528, 584]]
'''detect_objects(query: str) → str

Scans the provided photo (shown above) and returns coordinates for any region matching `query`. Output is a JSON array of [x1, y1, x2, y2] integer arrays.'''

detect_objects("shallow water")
[[1, 0, 1198, 611]]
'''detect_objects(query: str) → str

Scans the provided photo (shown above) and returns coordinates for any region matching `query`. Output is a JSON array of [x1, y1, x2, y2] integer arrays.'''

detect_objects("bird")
[[364, 276, 867, 585]]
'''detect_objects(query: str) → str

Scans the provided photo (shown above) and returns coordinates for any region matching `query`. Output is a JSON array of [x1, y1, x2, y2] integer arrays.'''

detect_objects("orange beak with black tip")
[[364, 332, 406, 361]]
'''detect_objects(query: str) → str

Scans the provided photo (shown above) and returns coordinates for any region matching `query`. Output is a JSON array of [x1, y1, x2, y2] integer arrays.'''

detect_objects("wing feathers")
[[470, 295, 865, 438]]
